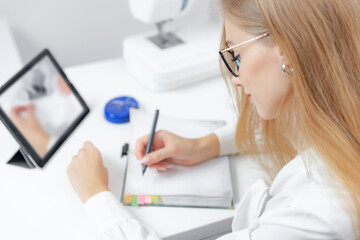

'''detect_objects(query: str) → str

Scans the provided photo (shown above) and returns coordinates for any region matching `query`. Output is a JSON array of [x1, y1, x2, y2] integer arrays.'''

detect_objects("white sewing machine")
[[123, 0, 222, 91]]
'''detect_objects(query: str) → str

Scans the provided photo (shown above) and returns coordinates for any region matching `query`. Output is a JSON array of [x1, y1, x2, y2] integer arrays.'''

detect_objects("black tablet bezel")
[[0, 49, 89, 168]]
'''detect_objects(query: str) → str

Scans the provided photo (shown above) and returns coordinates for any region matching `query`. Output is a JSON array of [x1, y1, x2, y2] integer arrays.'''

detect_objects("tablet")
[[0, 49, 89, 168]]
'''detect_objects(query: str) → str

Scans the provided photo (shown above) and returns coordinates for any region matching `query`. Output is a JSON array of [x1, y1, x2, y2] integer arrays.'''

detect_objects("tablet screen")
[[0, 50, 88, 166]]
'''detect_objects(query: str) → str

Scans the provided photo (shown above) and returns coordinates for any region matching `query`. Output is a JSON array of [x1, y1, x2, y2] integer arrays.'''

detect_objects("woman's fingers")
[[135, 132, 165, 160], [140, 146, 173, 166], [135, 134, 150, 160], [84, 141, 94, 149], [10, 105, 28, 118], [151, 161, 173, 172]]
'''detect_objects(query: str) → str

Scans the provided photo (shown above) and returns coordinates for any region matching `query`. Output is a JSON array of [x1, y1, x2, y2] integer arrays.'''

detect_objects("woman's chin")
[[256, 108, 277, 120]]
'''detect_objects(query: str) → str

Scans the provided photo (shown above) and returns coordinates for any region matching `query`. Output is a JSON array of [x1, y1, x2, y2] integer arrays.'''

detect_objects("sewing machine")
[[123, 0, 222, 91]]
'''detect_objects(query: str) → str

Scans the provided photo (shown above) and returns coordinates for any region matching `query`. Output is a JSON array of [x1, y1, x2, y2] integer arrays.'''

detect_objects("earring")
[[282, 64, 293, 76]]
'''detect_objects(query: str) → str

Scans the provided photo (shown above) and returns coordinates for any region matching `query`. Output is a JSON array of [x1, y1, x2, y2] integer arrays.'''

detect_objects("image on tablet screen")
[[0, 55, 83, 158]]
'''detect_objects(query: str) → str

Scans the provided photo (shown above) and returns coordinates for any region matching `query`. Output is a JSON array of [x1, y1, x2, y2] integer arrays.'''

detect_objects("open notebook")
[[121, 109, 234, 209]]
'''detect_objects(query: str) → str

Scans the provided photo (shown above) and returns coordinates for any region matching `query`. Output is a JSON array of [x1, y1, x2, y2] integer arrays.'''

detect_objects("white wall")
[[0, 0, 221, 67], [0, 0, 152, 67]]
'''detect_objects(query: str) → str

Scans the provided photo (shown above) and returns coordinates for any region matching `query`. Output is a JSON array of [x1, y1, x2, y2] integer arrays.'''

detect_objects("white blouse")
[[83, 126, 355, 240]]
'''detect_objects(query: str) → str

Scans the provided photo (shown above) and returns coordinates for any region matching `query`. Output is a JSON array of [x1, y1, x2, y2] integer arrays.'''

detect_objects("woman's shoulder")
[[265, 149, 355, 239]]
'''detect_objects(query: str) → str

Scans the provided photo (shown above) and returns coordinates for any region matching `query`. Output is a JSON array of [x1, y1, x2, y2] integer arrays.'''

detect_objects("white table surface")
[[0, 56, 266, 240]]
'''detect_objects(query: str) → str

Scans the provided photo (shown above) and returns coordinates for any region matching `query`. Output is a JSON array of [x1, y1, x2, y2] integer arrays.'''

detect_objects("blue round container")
[[104, 96, 139, 123]]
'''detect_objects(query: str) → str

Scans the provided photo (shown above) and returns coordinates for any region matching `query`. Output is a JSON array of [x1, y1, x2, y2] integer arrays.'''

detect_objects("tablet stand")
[[7, 148, 36, 168]]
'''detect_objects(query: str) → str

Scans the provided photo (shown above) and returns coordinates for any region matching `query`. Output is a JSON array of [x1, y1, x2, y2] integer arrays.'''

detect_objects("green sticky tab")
[[131, 195, 138, 206], [151, 195, 159, 203]]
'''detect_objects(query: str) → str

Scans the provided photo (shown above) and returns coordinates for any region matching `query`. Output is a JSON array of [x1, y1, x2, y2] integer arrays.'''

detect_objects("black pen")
[[142, 109, 159, 176]]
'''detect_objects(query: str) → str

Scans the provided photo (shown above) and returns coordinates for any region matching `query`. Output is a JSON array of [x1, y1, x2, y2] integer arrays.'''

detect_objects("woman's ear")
[[275, 46, 294, 76], [276, 46, 287, 63]]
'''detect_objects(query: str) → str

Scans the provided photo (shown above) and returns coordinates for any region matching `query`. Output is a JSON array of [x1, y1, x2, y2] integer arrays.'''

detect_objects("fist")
[[67, 142, 109, 203]]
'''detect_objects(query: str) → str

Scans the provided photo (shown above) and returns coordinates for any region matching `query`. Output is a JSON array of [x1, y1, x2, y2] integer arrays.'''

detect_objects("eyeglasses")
[[219, 33, 270, 77]]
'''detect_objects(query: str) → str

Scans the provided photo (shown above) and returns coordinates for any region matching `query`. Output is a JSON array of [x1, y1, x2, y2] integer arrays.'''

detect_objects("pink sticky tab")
[[144, 196, 152, 204], [137, 195, 145, 205]]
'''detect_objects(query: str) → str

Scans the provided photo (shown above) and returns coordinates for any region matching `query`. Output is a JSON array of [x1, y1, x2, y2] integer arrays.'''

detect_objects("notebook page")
[[124, 109, 232, 197]]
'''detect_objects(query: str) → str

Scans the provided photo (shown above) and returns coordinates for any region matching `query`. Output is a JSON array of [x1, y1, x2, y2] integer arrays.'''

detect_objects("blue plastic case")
[[104, 96, 139, 123]]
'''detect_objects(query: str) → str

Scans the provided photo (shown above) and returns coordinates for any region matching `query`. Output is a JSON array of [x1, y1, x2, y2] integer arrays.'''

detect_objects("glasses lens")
[[222, 51, 240, 76]]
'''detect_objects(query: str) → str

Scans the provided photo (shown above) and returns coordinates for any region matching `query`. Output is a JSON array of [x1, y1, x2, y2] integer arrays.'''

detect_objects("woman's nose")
[[231, 76, 242, 87]]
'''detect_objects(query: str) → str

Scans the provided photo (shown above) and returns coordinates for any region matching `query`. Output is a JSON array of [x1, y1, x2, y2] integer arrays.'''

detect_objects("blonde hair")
[[220, 0, 360, 234]]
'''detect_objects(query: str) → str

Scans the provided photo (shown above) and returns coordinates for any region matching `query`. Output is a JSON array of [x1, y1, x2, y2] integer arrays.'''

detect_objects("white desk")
[[0, 58, 266, 240]]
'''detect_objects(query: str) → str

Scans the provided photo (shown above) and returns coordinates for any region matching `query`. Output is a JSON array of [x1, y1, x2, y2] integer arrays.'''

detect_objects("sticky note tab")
[[124, 195, 133, 204], [137, 195, 144, 205], [144, 196, 152, 204], [131, 195, 138, 206], [152, 195, 159, 204]]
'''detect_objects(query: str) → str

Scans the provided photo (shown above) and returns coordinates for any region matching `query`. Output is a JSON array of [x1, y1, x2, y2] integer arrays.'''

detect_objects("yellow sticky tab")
[[124, 195, 132, 204], [151, 195, 159, 203]]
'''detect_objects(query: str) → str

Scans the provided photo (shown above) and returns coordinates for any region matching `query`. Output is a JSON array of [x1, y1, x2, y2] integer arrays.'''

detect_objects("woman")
[[67, 0, 360, 239]]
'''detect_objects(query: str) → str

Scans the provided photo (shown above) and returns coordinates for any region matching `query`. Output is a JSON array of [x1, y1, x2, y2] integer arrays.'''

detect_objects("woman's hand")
[[135, 130, 220, 171], [10, 104, 50, 157], [67, 142, 109, 203]]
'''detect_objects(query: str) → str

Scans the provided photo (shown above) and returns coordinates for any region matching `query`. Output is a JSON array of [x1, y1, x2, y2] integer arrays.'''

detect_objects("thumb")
[[140, 147, 173, 166]]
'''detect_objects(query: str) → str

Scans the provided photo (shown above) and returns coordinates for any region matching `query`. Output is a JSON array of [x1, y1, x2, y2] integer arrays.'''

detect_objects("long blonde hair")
[[220, 0, 360, 234]]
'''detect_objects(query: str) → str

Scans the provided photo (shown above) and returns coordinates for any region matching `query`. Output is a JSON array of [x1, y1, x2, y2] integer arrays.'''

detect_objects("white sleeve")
[[214, 124, 238, 156], [84, 191, 162, 240], [216, 202, 348, 240], [217, 225, 339, 240]]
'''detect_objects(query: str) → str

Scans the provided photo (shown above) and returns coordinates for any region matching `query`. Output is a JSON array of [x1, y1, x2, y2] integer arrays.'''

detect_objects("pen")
[[142, 109, 159, 176]]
